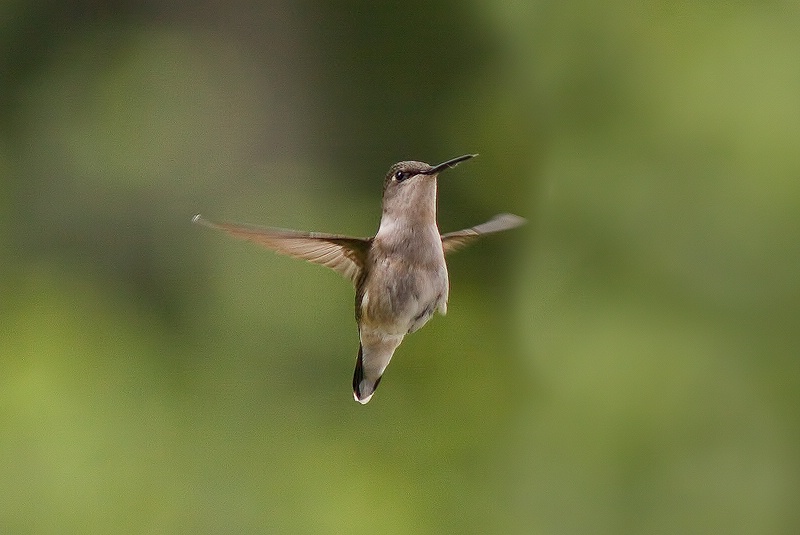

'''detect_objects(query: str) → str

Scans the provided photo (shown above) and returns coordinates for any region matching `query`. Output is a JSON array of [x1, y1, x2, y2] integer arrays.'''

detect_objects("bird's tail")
[[352, 335, 403, 404], [352, 344, 382, 404]]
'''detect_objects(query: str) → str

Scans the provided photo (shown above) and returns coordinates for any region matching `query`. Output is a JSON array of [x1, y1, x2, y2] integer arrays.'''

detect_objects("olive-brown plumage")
[[194, 155, 524, 403]]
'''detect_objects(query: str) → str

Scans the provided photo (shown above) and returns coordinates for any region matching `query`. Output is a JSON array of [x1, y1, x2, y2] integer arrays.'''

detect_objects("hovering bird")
[[194, 154, 524, 403]]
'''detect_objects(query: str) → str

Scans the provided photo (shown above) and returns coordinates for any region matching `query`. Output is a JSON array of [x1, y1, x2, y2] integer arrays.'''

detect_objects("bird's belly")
[[360, 263, 448, 334]]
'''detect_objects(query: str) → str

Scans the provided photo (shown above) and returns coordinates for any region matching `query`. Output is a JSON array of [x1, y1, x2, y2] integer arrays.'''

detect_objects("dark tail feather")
[[352, 344, 382, 404], [352, 345, 365, 397]]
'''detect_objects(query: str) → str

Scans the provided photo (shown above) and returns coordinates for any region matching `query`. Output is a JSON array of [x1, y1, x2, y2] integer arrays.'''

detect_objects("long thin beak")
[[424, 154, 477, 175]]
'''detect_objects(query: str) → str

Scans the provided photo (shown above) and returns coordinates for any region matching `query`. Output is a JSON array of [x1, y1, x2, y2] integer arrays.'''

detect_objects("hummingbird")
[[194, 154, 524, 404]]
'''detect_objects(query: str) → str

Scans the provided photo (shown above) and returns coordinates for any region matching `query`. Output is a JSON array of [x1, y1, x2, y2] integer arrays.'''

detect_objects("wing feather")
[[193, 215, 369, 285], [441, 213, 525, 254]]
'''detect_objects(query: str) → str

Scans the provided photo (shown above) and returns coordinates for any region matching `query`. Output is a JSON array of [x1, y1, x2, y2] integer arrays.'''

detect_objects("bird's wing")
[[193, 215, 370, 285], [441, 213, 526, 254]]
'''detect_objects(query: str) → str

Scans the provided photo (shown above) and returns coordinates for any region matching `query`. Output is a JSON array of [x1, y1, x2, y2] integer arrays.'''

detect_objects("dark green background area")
[[2, 1, 799, 533]]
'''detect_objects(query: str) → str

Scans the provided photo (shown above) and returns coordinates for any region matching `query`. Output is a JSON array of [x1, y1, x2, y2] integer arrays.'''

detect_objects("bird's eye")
[[394, 170, 409, 182]]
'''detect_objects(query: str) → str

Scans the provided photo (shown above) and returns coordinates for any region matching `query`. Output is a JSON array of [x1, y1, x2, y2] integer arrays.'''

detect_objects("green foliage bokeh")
[[2, 1, 799, 533]]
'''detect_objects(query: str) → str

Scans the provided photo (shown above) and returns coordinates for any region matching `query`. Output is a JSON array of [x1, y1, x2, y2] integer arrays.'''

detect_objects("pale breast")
[[361, 220, 449, 333], [359, 256, 448, 334]]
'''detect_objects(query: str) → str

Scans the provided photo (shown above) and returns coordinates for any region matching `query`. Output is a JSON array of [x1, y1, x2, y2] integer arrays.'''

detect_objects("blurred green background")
[[2, 1, 799, 533]]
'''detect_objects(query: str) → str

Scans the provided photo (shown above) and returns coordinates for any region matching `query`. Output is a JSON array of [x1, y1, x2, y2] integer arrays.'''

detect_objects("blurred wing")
[[441, 213, 526, 254], [193, 215, 369, 285]]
